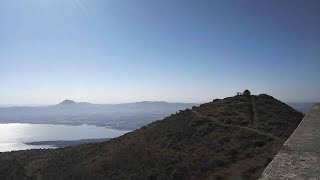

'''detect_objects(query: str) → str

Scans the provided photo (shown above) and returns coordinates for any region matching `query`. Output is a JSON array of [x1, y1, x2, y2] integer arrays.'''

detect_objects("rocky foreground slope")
[[0, 93, 304, 179]]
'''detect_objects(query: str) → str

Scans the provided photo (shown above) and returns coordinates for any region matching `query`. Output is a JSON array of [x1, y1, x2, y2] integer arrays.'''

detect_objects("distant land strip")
[[24, 138, 111, 148]]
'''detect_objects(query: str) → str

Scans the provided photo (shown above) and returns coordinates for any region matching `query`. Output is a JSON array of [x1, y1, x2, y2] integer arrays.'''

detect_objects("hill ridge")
[[190, 110, 284, 141]]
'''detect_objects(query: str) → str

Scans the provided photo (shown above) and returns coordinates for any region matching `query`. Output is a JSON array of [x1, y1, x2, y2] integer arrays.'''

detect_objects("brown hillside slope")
[[0, 94, 304, 180]]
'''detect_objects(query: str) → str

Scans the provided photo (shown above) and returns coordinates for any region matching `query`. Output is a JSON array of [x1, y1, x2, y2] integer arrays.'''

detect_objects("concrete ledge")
[[259, 103, 320, 180]]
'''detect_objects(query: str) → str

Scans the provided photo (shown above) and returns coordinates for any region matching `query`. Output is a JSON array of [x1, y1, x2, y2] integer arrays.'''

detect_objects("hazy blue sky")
[[0, 0, 319, 105]]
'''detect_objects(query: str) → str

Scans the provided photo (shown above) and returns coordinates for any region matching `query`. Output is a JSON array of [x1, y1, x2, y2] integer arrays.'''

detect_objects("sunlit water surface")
[[0, 123, 130, 152]]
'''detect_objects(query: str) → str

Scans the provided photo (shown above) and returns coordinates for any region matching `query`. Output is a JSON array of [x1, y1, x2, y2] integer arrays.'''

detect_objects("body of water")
[[0, 123, 130, 152]]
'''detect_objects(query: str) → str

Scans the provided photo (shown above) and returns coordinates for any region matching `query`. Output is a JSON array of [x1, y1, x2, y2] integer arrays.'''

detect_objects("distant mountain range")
[[0, 93, 304, 179], [287, 102, 316, 113], [0, 100, 196, 130], [58, 99, 77, 105]]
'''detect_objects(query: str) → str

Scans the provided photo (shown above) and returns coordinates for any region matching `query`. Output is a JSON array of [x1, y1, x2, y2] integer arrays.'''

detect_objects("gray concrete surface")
[[259, 103, 320, 180]]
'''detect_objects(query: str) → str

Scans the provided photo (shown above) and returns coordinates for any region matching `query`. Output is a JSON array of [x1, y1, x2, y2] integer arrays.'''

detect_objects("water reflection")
[[0, 123, 129, 152]]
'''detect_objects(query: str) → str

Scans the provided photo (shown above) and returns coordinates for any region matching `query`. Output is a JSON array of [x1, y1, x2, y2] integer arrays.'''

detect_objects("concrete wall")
[[259, 103, 320, 179]]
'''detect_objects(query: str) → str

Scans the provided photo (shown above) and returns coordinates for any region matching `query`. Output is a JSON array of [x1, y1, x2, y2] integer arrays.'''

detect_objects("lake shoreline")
[[0, 123, 129, 152], [24, 138, 111, 148]]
